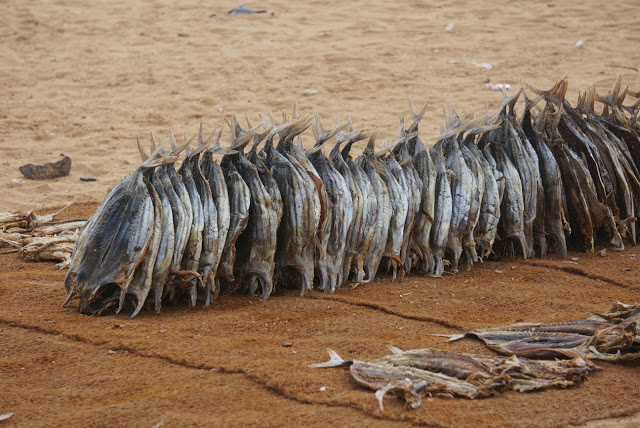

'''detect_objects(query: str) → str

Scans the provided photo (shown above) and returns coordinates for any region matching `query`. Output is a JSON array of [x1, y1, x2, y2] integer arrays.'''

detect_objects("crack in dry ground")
[[308, 295, 466, 332], [0, 318, 435, 426], [528, 262, 634, 289]]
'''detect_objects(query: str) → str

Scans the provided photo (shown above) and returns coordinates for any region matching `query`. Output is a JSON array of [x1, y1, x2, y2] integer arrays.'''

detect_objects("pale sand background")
[[2, 0, 639, 212]]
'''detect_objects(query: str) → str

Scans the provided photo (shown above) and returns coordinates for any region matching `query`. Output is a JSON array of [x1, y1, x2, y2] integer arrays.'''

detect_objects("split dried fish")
[[310, 346, 595, 410], [443, 301, 640, 361]]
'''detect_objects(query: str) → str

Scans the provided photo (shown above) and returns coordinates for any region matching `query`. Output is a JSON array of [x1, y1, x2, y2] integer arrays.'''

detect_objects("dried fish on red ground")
[[309, 346, 595, 410], [442, 302, 640, 361]]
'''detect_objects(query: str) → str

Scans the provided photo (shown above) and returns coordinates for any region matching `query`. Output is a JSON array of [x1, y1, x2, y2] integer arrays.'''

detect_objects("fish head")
[[590, 321, 637, 353], [64, 269, 123, 315]]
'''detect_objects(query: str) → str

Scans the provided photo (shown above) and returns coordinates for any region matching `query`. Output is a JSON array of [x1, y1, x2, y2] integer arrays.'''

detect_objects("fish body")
[[428, 144, 452, 276]]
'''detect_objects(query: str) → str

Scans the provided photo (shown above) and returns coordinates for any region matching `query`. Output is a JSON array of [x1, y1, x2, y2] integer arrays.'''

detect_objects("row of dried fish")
[[63, 78, 640, 317], [441, 301, 640, 361], [0, 207, 86, 268], [309, 346, 596, 410]]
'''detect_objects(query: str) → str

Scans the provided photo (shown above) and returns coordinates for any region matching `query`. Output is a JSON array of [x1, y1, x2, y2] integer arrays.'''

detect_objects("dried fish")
[[310, 346, 594, 410], [406, 103, 436, 275], [357, 135, 391, 281], [522, 93, 568, 257], [377, 132, 410, 280], [63, 155, 160, 315], [309, 117, 352, 291], [444, 302, 640, 361], [336, 127, 377, 285], [428, 143, 452, 277]]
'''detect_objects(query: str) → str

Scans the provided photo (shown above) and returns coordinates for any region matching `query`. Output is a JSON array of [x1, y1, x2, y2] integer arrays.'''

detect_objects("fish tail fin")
[[387, 345, 404, 354], [408, 99, 428, 133], [311, 113, 349, 147], [307, 349, 352, 368], [229, 116, 261, 151]]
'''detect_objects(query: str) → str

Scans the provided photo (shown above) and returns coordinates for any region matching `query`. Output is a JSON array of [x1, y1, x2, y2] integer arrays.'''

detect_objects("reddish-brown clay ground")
[[1, 203, 639, 427]]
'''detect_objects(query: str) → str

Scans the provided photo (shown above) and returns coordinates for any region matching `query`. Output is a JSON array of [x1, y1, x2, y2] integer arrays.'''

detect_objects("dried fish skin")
[[501, 117, 537, 259], [459, 144, 483, 270], [446, 310, 640, 360], [377, 152, 408, 280], [306, 117, 349, 291], [310, 346, 591, 411], [310, 147, 353, 292], [405, 105, 436, 274], [122, 173, 163, 318], [339, 134, 378, 285], [350, 360, 491, 402], [228, 120, 279, 299], [428, 144, 452, 277], [201, 142, 231, 301], [64, 166, 155, 315], [330, 130, 366, 286], [440, 136, 473, 272], [178, 150, 205, 306], [410, 147, 437, 274], [218, 160, 250, 283], [465, 140, 500, 258], [489, 142, 529, 257], [523, 101, 568, 257], [149, 172, 175, 312], [380, 346, 595, 392], [259, 126, 316, 295], [357, 136, 391, 282]]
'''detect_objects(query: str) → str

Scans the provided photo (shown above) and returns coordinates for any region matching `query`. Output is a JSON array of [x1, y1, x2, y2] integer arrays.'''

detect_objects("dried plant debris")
[[19, 154, 72, 180], [0, 205, 86, 267], [60, 77, 640, 317], [309, 346, 596, 410], [443, 301, 640, 361]]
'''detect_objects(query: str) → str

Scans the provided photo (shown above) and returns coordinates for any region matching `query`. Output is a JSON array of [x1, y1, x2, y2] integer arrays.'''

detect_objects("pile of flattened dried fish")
[[0, 206, 86, 268], [62, 77, 640, 317], [309, 346, 596, 410], [442, 301, 640, 361]]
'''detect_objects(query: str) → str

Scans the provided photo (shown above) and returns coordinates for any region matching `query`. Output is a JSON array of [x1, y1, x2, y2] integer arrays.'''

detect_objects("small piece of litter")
[[229, 4, 266, 15], [319, 386, 327, 391], [495, 270, 503, 274], [302, 89, 318, 96], [485, 81, 511, 91], [80, 174, 97, 182], [152, 420, 164, 428], [563, 261, 579, 264], [445, 23, 455, 32], [282, 342, 293, 347], [576, 40, 585, 47], [598, 249, 607, 257], [159, 329, 167, 334], [571, 257, 579, 261], [472, 61, 493, 70], [0, 413, 14, 422], [621, 268, 631, 272]]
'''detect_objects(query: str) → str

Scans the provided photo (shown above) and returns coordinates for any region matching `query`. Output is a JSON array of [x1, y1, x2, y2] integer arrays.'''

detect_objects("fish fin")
[[229, 116, 261, 151], [307, 348, 351, 368], [387, 345, 404, 354], [137, 136, 150, 162], [430, 333, 468, 341], [61, 290, 76, 307], [408, 99, 428, 133], [311, 114, 349, 147]]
